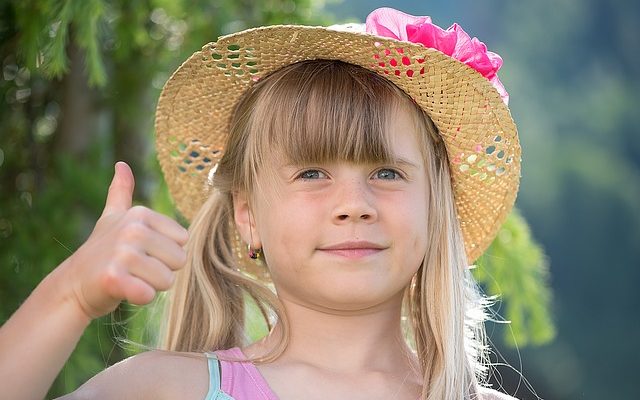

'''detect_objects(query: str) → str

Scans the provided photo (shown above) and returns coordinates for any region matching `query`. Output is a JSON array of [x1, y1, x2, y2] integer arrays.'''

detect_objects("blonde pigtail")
[[161, 192, 244, 351], [161, 190, 291, 363]]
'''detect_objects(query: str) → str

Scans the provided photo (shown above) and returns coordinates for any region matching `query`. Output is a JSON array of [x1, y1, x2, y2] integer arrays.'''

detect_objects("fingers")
[[103, 248, 175, 305], [111, 213, 186, 299], [102, 161, 135, 218], [144, 209, 189, 246], [113, 273, 157, 305], [129, 206, 189, 247], [125, 222, 187, 270], [128, 252, 176, 293], [125, 277, 156, 305], [94, 163, 189, 309]]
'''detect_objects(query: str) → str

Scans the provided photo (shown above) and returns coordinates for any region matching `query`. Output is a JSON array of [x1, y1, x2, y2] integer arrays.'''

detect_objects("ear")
[[232, 191, 262, 249]]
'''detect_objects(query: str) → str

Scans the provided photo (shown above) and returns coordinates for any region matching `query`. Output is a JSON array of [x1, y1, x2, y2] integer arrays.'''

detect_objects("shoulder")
[[477, 386, 519, 400], [58, 350, 210, 400]]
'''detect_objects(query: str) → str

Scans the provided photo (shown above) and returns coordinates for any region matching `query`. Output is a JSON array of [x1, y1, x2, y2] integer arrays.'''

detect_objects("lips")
[[319, 240, 386, 250], [318, 241, 387, 259]]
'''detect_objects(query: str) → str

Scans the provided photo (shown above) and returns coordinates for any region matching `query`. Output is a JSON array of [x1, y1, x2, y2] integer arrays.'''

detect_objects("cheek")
[[256, 201, 307, 268], [399, 188, 430, 255]]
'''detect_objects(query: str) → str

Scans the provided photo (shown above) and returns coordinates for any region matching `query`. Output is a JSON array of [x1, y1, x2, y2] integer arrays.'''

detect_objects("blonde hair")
[[160, 60, 489, 399]]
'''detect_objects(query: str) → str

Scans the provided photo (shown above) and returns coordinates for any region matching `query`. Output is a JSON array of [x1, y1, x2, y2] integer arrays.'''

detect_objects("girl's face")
[[235, 106, 430, 311]]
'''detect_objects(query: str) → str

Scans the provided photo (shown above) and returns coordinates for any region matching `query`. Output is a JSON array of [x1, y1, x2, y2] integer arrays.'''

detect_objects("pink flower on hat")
[[365, 7, 509, 105]]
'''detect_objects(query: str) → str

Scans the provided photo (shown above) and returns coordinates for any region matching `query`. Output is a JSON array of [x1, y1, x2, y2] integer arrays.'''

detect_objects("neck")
[[245, 289, 419, 375]]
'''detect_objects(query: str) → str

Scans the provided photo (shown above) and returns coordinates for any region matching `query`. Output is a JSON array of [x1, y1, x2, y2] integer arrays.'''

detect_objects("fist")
[[64, 162, 189, 319]]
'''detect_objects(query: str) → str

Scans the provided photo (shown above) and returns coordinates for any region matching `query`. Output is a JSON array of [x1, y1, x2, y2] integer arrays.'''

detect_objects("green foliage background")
[[4, 1, 633, 399]]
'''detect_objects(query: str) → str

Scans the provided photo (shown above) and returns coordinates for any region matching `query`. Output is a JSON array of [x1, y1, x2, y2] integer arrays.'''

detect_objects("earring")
[[247, 210, 262, 259], [248, 244, 262, 260]]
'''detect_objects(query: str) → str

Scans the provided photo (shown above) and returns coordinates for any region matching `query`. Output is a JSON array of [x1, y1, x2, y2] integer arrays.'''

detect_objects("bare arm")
[[55, 351, 209, 400], [0, 162, 188, 400], [0, 261, 91, 399]]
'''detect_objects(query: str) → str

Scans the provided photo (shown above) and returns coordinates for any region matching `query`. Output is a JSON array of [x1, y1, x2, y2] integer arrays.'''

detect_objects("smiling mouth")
[[318, 248, 385, 259]]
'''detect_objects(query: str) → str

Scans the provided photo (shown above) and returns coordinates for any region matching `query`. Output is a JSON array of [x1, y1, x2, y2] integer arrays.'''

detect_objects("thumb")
[[101, 161, 135, 218]]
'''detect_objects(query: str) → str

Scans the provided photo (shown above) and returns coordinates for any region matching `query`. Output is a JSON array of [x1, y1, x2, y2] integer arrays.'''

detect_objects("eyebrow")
[[389, 157, 421, 169]]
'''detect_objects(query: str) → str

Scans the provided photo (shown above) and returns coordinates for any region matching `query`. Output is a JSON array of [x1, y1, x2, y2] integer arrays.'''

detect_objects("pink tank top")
[[205, 347, 429, 400], [204, 347, 278, 400]]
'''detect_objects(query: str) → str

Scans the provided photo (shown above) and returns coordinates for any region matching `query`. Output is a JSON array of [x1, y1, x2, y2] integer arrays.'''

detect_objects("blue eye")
[[374, 168, 402, 180], [295, 168, 402, 181], [297, 169, 327, 180]]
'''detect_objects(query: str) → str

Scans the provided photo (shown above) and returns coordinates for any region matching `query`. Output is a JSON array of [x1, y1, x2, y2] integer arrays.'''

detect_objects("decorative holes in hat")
[[170, 138, 223, 177], [207, 44, 261, 82], [451, 133, 516, 186], [371, 46, 427, 78]]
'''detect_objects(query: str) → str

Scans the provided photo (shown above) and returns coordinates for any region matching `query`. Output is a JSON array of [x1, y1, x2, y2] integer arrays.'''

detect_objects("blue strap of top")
[[204, 352, 235, 400]]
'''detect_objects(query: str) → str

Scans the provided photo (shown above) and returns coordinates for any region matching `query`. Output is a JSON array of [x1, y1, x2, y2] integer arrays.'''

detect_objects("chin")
[[312, 285, 405, 312]]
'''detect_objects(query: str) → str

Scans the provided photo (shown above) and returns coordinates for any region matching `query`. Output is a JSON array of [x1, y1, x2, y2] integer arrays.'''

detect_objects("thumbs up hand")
[[63, 161, 189, 320]]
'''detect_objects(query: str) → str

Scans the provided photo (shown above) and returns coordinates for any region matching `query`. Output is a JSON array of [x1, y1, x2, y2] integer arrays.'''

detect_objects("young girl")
[[0, 7, 521, 400]]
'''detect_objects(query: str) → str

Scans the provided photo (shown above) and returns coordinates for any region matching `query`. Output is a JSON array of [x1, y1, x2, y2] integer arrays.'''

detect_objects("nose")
[[332, 178, 378, 224]]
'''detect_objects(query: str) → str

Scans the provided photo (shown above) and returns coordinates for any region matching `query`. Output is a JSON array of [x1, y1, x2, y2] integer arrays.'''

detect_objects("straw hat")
[[155, 7, 521, 263]]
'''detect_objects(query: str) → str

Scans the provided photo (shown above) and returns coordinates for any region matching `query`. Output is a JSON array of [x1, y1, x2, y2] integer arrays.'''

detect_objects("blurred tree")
[[475, 211, 555, 348]]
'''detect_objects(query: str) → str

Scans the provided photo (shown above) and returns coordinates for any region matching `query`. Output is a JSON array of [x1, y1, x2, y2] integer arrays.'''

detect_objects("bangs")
[[248, 60, 412, 168], [222, 59, 438, 198]]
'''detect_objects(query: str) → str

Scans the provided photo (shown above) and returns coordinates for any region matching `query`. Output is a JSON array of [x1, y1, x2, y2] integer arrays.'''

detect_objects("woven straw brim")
[[155, 25, 521, 263]]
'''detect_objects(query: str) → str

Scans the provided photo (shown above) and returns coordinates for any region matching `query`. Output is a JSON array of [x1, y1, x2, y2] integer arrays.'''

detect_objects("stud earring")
[[248, 244, 262, 259]]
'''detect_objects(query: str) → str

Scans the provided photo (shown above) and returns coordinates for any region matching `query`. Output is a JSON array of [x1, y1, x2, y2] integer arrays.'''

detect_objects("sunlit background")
[[1, 1, 638, 399]]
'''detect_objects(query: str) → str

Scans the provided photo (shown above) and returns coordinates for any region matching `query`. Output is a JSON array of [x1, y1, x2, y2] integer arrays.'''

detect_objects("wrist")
[[40, 258, 93, 328]]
